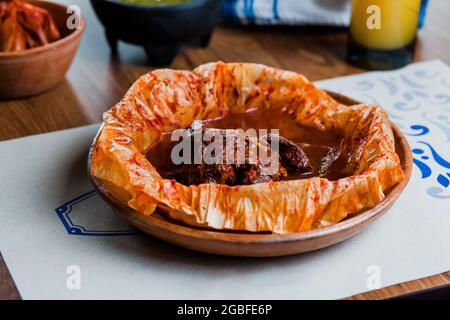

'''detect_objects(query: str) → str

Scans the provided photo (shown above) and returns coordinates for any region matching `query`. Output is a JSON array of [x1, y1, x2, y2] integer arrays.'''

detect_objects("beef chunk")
[[235, 135, 288, 184], [177, 162, 237, 185], [174, 126, 238, 185], [318, 139, 343, 178], [173, 124, 288, 186], [263, 134, 312, 174], [239, 163, 287, 185]]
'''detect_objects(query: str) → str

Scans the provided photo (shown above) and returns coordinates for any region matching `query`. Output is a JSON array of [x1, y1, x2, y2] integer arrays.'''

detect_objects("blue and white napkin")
[[222, 0, 429, 28]]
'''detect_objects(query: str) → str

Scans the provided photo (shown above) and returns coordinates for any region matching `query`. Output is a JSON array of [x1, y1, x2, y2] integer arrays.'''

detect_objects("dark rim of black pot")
[[103, 0, 213, 12]]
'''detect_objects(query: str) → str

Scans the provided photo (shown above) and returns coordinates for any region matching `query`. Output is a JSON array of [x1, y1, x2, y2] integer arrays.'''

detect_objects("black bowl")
[[90, 0, 224, 66]]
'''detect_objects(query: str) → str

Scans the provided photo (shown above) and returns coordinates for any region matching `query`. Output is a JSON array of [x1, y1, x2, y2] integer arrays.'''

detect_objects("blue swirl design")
[[402, 121, 450, 199], [418, 141, 450, 169], [427, 187, 450, 199], [400, 74, 426, 88], [413, 158, 432, 179], [433, 94, 450, 104], [414, 69, 440, 79], [422, 113, 450, 142], [412, 90, 428, 98], [408, 91, 450, 105], [379, 78, 398, 95], [55, 190, 140, 236], [381, 72, 450, 119], [394, 101, 420, 111], [412, 148, 432, 179], [390, 90, 450, 113], [437, 174, 450, 188], [404, 125, 429, 136], [403, 92, 414, 101], [408, 136, 450, 198], [351, 81, 374, 91]]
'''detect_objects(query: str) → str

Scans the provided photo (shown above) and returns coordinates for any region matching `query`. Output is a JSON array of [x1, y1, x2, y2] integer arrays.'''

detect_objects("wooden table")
[[1, 0, 449, 300]]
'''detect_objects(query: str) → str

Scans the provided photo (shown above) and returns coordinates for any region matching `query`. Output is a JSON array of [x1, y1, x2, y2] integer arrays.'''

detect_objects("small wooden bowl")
[[88, 92, 412, 257], [0, 0, 86, 99]]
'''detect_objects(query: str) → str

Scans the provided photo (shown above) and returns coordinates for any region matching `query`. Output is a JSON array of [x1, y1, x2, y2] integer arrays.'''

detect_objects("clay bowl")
[[88, 92, 412, 257], [0, 0, 86, 99]]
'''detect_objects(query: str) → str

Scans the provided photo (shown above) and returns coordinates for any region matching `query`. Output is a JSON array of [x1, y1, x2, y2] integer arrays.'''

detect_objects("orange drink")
[[348, 0, 421, 70]]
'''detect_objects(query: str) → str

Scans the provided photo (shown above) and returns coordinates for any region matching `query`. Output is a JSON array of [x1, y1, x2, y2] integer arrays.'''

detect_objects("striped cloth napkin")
[[221, 0, 429, 28]]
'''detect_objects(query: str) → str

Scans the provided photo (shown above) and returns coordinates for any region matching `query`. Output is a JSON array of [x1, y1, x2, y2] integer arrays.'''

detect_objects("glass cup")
[[347, 0, 421, 70]]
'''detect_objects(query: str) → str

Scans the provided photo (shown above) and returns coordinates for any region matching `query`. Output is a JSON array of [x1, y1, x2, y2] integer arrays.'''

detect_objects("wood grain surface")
[[0, 0, 449, 300]]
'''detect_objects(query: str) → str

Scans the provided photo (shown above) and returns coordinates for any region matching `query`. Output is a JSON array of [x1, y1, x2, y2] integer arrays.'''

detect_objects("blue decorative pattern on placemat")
[[55, 190, 140, 236], [318, 60, 450, 200]]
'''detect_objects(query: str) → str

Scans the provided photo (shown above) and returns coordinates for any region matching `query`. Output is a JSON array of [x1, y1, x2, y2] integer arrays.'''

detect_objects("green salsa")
[[119, 0, 193, 6]]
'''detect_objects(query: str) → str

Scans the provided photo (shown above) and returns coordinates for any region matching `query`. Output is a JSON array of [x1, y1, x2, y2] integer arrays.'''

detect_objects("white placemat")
[[0, 60, 449, 299]]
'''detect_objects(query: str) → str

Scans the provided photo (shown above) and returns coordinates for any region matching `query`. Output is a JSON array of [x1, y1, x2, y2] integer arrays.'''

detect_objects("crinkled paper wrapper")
[[91, 62, 404, 234]]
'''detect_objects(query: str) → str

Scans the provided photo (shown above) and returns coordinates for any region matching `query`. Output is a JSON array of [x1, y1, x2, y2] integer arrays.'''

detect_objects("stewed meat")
[[263, 134, 312, 173], [318, 139, 344, 178], [173, 123, 289, 185]]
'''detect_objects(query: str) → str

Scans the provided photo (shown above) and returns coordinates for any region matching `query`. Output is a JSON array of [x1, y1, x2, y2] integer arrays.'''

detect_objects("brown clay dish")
[[88, 91, 412, 257], [0, 0, 86, 99]]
